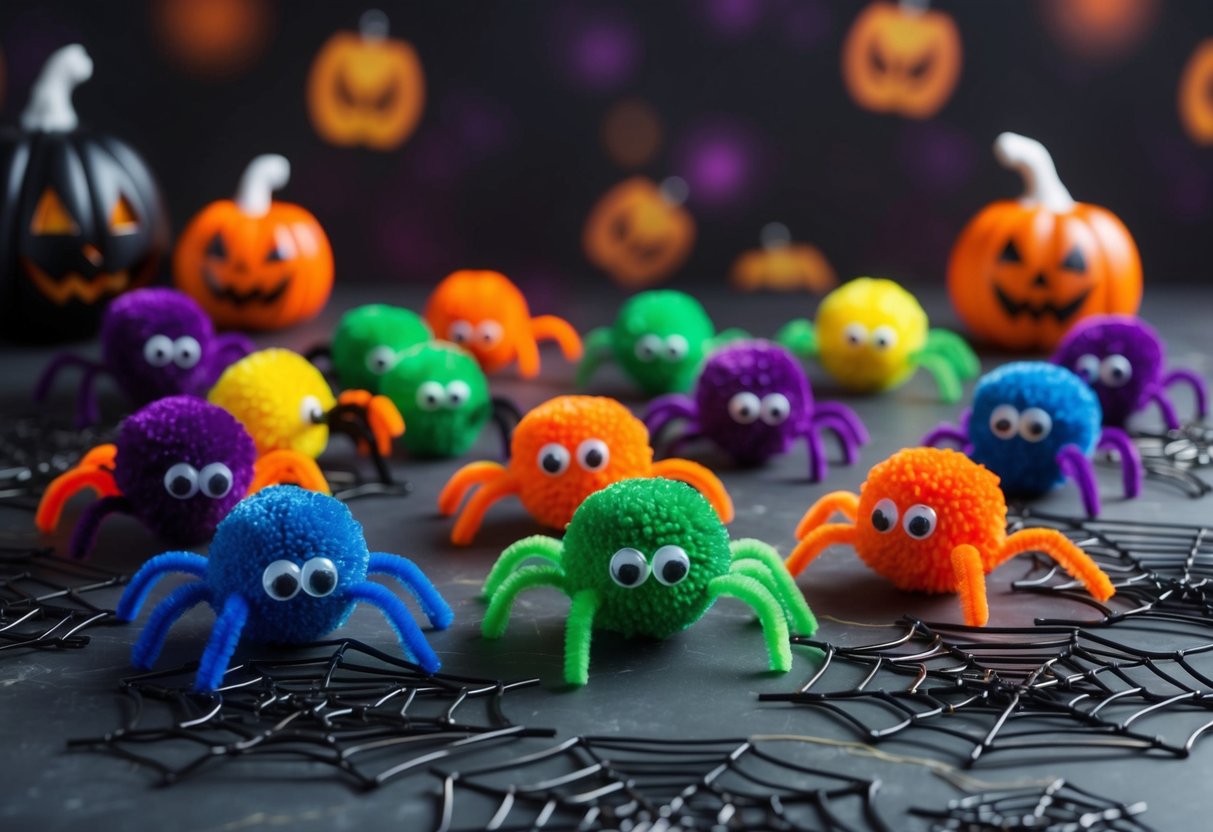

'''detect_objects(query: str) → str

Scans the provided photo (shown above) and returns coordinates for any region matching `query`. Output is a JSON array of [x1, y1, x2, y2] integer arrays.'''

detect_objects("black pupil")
[[661, 560, 687, 583], [207, 472, 229, 494], [996, 419, 1012, 432], [616, 563, 640, 585], [170, 475, 193, 496], [584, 448, 604, 468], [308, 570, 336, 595], [542, 453, 563, 473], [272, 574, 297, 598], [428, 394, 439, 405], [908, 516, 930, 537], [1112, 368, 1125, 379], [1028, 422, 1044, 436], [871, 510, 890, 532]]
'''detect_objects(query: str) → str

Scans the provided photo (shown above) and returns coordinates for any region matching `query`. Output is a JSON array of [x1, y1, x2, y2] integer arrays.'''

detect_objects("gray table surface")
[[2, 282, 1210, 831]]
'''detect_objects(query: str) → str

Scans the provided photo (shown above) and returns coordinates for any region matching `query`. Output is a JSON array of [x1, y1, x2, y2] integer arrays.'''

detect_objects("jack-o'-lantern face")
[[1179, 39, 1213, 145], [730, 227, 836, 294], [306, 11, 425, 151], [841, 1, 962, 120], [583, 177, 695, 288]]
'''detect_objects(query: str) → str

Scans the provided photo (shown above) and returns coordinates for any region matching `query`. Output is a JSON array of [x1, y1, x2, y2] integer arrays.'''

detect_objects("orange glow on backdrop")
[[601, 98, 663, 169], [151, 0, 272, 79], [1039, 0, 1160, 62]]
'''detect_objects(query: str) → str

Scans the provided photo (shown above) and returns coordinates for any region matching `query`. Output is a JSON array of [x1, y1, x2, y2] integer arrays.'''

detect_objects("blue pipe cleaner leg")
[[1057, 443, 1101, 517], [1098, 426, 1143, 498], [1162, 369, 1209, 420], [344, 581, 441, 674], [68, 496, 133, 560], [194, 593, 250, 692], [116, 551, 209, 621], [130, 582, 212, 670], [801, 424, 827, 483], [367, 552, 454, 629]]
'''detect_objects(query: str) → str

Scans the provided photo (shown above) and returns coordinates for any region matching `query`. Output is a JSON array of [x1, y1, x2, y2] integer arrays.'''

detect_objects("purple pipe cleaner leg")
[[812, 401, 869, 446], [813, 415, 859, 464], [1146, 388, 1181, 431], [922, 422, 969, 449], [33, 354, 106, 428], [1098, 426, 1143, 498], [1162, 369, 1209, 420], [68, 496, 133, 560], [643, 394, 697, 440], [1056, 444, 1101, 517], [802, 425, 827, 483]]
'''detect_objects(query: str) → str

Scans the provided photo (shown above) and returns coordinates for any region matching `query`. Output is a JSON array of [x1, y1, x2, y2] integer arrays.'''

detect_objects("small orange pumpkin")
[[1040, 0, 1159, 62], [151, 0, 271, 79], [947, 132, 1142, 352], [1179, 39, 1213, 146], [173, 154, 334, 331], [729, 223, 837, 294], [841, 0, 962, 120], [583, 176, 695, 288], [306, 10, 425, 151]]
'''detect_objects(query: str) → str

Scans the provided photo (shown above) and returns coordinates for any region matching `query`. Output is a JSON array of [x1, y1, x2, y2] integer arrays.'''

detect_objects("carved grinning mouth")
[[203, 264, 291, 307], [994, 284, 1090, 322], [335, 67, 399, 112], [22, 258, 129, 305]]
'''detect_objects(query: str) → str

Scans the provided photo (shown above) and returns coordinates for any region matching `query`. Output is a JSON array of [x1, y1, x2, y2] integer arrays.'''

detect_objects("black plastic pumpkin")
[[0, 45, 169, 342]]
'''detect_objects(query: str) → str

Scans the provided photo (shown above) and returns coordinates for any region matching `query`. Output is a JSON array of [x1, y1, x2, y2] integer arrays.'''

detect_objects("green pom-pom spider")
[[309, 304, 433, 393], [480, 477, 816, 686]]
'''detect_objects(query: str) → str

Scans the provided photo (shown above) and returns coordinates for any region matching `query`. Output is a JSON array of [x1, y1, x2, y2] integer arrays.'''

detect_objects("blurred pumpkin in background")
[[307, 9, 425, 151], [841, 0, 962, 120], [0, 45, 169, 343], [151, 0, 272, 79], [729, 223, 837, 294], [583, 176, 695, 288], [947, 132, 1142, 352], [1039, 0, 1159, 63], [1179, 39, 1213, 146], [173, 155, 334, 331]]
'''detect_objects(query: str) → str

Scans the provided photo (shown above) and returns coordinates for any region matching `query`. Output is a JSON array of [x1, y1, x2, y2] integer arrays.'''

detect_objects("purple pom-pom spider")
[[33, 288, 253, 428], [642, 340, 869, 481], [1051, 315, 1208, 430]]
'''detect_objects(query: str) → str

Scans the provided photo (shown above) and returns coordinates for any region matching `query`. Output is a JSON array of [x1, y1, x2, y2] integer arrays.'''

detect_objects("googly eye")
[[477, 320, 504, 348], [143, 334, 174, 367], [416, 381, 445, 411], [634, 334, 663, 362], [445, 380, 471, 408], [448, 320, 474, 345], [871, 326, 898, 351], [163, 462, 199, 499], [198, 462, 233, 499], [989, 404, 1020, 440], [1075, 354, 1100, 383], [902, 504, 937, 539], [870, 498, 898, 533], [1018, 407, 1053, 442], [759, 393, 791, 426], [1099, 355, 1133, 388], [262, 560, 301, 601], [537, 442, 570, 476], [301, 557, 339, 598], [652, 545, 690, 586], [609, 547, 649, 588], [576, 438, 610, 472], [843, 323, 868, 348], [173, 336, 202, 369], [366, 345, 398, 375], [728, 392, 761, 424], [664, 334, 689, 361], [300, 395, 325, 425]]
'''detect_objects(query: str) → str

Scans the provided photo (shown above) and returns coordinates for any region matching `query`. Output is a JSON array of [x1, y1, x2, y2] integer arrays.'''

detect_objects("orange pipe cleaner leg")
[[950, 544, 990, 626], [784, 524, 855, 577], [35, 445, 121, 534], [530, 315, 584, 361], [651, 458, 734, 523], [251, 451, 330, 494], [795, 491, 860, 539], [337, 390, 405, 456], [998, 529, 1115, 603], [438, 461, 507, 516], [450, 476, 521, 546]]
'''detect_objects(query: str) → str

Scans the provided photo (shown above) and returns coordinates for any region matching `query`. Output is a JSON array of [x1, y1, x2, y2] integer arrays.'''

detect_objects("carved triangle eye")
[[31, 188, 80, 235], [109, 194, 139, 234], [1060, 247, 1086, 273], [998, 239, 1021, 263]]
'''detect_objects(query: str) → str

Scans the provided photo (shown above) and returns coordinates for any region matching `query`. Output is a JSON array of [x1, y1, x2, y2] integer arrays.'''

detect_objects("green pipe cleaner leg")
[[575, 327, 614, 387], [481, 536, 565, 597], [564, 589, 601, 686], [926, 328, 980, 379], [707, 573, 792, 672], [481, 565, 567, 639], [915, 350, 964, 404], [729, 539, 817, 634], [774, 318, 818, 359], [729, 561, 817, 637]]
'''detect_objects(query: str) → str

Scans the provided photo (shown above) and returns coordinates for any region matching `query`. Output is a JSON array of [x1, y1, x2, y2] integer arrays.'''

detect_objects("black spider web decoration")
[[1123, 422, 1213, 498], [0, 414, 115, 510], [432, 735, 891, 832], [911, 778, 1151, 832], [69, 638, 553, 790], [0, 542, 127, 655]]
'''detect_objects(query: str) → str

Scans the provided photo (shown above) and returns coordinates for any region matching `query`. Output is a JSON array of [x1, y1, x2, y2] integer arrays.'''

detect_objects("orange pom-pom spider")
[[423, 270, 583, 378], [438, 395, 733, 545], [785, 447, 1114, 626]]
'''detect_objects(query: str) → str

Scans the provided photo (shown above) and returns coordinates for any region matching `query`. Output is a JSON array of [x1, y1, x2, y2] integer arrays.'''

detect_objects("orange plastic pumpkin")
[[729, 223, 837, 294], [306, 10, 425, 151], [173, 154, 334, 331], [1179, 39, 1213, 146], [583, 176, 695, 288], [947, 132, 1142, 352], [151, 0, 271, 79], [841, 0, 962, 120]]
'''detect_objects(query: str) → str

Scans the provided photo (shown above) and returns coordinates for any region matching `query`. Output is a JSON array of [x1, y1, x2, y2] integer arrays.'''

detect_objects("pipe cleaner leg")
[[68, 496, 133, 560], [116, 551, 209, 621], [785, 524, 856, 577], [707, 573, 792, 672], [481, 535, 564, 597], [811, 401, 869, 458], [800, 423, 827, 483], [795, 492, 860, 538], [438, 462, 507, 515], [344, 581, 441, 674], [130, 583, 212, 670], [643, 394, 697, 443], [1161, 369, 1209, 420], [367, 553, 454, 629], [1056, 444, 1101, 517], [449, 476, 522, 545], [514, 331, 542, 379], [489, 396, 523, 460], [575, 327, 614, 387], [729, 539, 817, 635], [650, 458, 734, 522], [33, 354, 106, 429], [194, 593, 250, 692], [481, 565, 567, 639], [35, 446, 120, 533], [564, 589, 601, 686], [922, 421, 969, 449], [915, 350, 964, 404], [1146, 388, 1182, 431], [950, 544, 990, 627], [530, 315, 584, 362], [251, 450, 330, 494], [775, 318, 817, 359], [994, 529, 1114, 603], [926, 328, 981, 379], [1097, 427, 1142, 498]]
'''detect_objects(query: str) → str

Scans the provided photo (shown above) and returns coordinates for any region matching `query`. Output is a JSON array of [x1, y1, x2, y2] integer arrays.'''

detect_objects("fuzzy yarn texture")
[[609, 290, 717, 395], [1052, 314, 1164, 427], [381, 342, 489, 458], [813, 277, 929, 392], [330, 304, 432, 393]]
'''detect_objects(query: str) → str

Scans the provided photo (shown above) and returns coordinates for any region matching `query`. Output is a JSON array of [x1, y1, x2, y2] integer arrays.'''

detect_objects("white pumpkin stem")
[[760, 222, 791, 250], [21, 44, 94, 133], [359, 9, 390, 42], [235, 154, 291, 217], [898, 0, 931, 16], [994, 132, 1075, 213]]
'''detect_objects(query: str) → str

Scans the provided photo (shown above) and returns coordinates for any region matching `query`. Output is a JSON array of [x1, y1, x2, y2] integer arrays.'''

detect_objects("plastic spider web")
[[431, 734, 891, 832], [0, 414, 114, 510], [1122, 422, 1213, 498], [69, 638, 553, 790], [911, 778, 1151, 832]]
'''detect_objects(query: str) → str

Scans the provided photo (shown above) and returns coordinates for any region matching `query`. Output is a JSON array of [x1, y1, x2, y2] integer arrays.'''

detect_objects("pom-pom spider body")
[[328, 303, 432, 393]]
